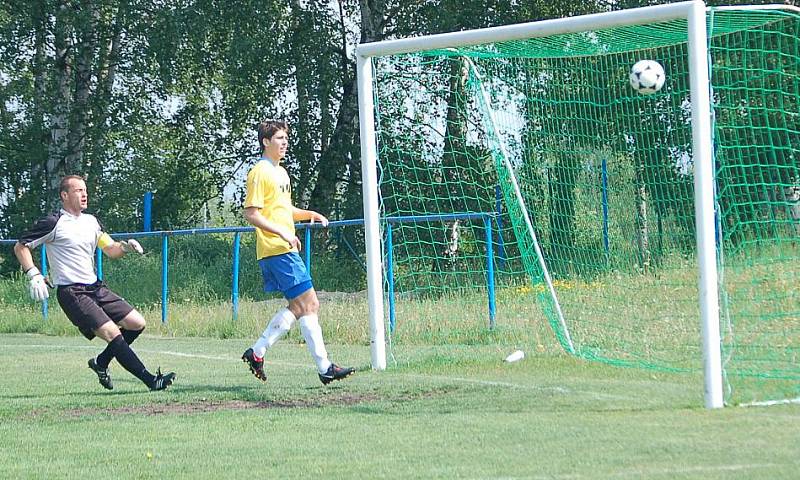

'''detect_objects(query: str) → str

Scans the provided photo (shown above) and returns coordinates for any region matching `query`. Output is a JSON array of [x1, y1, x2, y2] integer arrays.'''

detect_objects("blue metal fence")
[[2, 212, 499, 328]]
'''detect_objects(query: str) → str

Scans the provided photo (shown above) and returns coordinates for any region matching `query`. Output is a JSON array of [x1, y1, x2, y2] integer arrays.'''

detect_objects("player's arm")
[[99, 233, 144, 259], [13, 242, 36, 273], [244, 207, 301, 250], [292, 207, 329, 227], [15, 214, 58, 301], [13, 242, 51, 301]]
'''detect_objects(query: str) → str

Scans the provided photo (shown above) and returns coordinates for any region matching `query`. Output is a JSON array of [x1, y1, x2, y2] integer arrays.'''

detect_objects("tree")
[[0, 0, 617, 244]]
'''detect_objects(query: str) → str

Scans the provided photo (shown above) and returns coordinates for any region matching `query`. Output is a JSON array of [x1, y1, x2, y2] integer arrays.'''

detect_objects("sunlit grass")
[[0, 333, 798, 479]]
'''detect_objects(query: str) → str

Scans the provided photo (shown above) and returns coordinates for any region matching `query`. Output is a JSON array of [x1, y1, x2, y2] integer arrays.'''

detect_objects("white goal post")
[[356, 1, 723, 408]]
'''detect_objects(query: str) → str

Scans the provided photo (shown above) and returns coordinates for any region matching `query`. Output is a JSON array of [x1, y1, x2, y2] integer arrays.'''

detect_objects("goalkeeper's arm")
[[13, 242, 52, 301], [99, 233, 144, 259]]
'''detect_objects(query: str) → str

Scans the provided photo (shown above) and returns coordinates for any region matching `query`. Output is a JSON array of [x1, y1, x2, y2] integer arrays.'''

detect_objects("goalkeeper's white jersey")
[[18, 209, 108, 286]]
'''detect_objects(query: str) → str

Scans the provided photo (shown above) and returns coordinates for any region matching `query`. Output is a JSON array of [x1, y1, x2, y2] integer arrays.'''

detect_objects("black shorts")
[[56, 281, 135, 340]]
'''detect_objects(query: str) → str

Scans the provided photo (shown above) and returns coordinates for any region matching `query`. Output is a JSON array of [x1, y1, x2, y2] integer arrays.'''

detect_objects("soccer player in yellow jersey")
[[241, 120, 354, 385]]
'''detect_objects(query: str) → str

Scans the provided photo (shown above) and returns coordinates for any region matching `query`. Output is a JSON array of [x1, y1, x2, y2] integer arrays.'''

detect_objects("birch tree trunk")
[[46, 3, 73, 207], [308, 0, 385, 217], [64, 0, 99, 177]]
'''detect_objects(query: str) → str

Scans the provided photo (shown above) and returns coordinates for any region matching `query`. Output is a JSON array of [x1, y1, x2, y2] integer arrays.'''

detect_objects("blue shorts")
[[258, 252, 313, 300]]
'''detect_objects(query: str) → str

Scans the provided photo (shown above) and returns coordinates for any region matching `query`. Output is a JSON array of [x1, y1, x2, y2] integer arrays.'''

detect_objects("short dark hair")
[[59, 175, 85, 193], [257, 120, 289, 150]]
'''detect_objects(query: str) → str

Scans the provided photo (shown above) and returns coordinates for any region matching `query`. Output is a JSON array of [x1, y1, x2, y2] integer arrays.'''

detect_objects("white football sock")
[[298, 314, 331, 374], [253, 308, 296, 358]]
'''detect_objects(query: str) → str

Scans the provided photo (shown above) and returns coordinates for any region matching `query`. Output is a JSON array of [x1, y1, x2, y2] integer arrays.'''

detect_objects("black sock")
[[106, 335, 155, 387], [95, 342, 114, 369], [122, 327, 144, 346], [95, 328, 144, 369]]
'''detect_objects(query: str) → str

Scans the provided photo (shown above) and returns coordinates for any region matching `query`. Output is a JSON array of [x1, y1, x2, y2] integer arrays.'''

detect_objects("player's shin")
[[122, 327, 144, 345], [96, 327, 144, 368], [253, 308, 295, 358], [106, 335, 154, 386], [299, 314, 331, 374]]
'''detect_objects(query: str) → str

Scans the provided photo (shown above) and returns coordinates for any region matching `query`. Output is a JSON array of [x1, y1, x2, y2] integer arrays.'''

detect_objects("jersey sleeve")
[[91, 215, 114, 249], [97, 233, 114, 249], [244, 164, 274, 209], [17, 213, 60, 250]]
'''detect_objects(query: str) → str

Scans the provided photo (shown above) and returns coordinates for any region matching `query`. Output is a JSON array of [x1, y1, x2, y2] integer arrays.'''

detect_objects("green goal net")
[[368, 6, 799, 405]]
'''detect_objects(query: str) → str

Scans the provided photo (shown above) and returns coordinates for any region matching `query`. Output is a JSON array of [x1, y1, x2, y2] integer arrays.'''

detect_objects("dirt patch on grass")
[[34, 385, 457, 418], [62, 391, 408, 417]]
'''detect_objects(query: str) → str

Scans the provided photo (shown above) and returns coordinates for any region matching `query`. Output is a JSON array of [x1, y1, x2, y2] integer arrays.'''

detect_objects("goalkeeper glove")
[[25, 266, 51, 302], [120, 239, 144, 255]]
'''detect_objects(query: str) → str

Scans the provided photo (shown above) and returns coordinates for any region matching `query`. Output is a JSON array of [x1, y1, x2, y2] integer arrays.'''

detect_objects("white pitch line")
[[136, 348, 312, 369], [401, 372, 570, 392], [474, 461, 792, 480], [0, 343, 311, 369], [612, 462, 789, 479], [740, 396, 800, 407], [2, 343, 98, 351], [136, 349, 235, 362]]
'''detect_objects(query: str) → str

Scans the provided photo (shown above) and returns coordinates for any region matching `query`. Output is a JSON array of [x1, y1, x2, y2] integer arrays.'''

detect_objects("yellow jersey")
[[244, 160, 296, 259]]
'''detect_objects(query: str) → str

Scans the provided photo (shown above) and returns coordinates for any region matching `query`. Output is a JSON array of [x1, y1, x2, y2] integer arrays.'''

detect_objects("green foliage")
[[0, 0, 618, 243]]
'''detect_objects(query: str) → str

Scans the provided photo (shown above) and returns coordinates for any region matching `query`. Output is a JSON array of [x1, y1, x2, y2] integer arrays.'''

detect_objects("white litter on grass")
[[504, 349, 524, 363]]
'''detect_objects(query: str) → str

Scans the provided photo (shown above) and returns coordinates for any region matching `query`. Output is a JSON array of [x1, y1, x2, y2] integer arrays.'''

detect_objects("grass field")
[[0, 244, 798, 478], [1, 332, 799, 479]]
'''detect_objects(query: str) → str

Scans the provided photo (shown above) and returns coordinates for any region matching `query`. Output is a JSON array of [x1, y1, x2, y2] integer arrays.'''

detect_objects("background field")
[[1, 330, 798, 479]]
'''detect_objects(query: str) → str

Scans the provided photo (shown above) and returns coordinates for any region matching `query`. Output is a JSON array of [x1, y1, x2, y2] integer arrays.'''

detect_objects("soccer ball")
[[629, 60, 665, 95]]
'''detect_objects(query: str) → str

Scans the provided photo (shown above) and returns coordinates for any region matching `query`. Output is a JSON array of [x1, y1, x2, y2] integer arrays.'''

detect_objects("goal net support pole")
[[465, 58, 576, 355]]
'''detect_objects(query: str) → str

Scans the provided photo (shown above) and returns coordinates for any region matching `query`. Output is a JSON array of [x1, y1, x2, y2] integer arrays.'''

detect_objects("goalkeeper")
[[13, 175, 176, 392]]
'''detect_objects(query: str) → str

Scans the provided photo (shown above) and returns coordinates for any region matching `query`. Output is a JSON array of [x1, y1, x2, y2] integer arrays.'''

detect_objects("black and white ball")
[[629, 60, 665, 95]]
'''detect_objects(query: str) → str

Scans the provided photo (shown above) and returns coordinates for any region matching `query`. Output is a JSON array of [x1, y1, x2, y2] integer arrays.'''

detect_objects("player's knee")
[[303, 291, 320, 314], [95, 321, 122, 343], [121, 309, 146, 330], [305, 297, 320, 315], [290, 292, 319, 316]]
